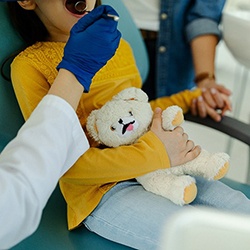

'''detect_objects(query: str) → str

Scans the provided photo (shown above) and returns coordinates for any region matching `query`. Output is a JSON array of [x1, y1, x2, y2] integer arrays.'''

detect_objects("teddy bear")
[[86, 87, 230, 205]]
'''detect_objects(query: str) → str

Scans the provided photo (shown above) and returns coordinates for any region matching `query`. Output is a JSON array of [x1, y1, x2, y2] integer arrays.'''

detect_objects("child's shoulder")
[[119, 38, 133, 53], [15, 42, 65, 61], [13, 41, 65, 69]]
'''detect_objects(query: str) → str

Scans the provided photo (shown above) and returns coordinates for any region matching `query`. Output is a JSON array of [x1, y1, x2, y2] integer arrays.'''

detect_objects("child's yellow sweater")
[[11, 39, 201, 230]]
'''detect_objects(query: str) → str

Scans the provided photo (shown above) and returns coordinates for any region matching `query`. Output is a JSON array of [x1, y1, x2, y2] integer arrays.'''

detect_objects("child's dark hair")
[[7, 0, 102, 45], [1, 1, 102, 81], [7, 2, 49, 46]]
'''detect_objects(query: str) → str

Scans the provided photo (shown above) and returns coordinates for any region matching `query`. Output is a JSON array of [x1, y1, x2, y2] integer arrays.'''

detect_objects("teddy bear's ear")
[[113, 87, 148, 103], [86, 110, 101, 143]]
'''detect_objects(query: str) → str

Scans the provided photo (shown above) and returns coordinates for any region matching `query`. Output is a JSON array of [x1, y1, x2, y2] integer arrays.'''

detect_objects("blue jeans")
[[83, 178, 250, 249]]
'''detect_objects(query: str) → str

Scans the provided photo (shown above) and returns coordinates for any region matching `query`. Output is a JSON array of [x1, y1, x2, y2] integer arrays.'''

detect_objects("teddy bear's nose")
[[118, 119, 123, 124]]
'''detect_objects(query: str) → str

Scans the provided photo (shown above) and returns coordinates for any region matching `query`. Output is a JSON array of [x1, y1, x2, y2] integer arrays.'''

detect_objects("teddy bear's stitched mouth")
[[122, 121, 135, 135]]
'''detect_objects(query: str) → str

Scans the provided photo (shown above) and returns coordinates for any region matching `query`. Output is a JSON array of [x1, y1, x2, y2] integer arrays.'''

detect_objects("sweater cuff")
[[143, 131, 171, 168], [186, 18, 221, 43]]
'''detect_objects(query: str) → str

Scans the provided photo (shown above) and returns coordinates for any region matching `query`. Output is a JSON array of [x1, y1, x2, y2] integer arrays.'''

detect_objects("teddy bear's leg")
[[212, 153, 230, 180], [136, 170, 197, 206], [169, 149, 230, 180]]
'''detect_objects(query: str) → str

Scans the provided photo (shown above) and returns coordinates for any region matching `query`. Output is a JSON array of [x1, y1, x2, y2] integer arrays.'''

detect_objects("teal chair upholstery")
[[0, 4, 24, 152], [102, 0, 149, 83], [0, 1, 249, 249], [11, 185, 132, 250]]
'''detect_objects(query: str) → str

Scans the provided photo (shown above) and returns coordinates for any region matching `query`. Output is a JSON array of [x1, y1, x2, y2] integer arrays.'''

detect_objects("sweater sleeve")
[[150, 88, 202, 113], [11, 56, 50, 120], [62, 131, 170, 186]]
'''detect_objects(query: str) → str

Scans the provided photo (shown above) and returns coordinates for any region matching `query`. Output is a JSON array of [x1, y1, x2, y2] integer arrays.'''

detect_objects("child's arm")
[[149, 88, 202, 114]]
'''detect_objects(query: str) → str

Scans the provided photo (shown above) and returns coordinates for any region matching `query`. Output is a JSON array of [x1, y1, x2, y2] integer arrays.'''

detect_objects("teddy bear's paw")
[[213, 161, 229, 180], [162, 105, 184, 131], [183, 182, 197, 205], [205, 152, 230, 180]]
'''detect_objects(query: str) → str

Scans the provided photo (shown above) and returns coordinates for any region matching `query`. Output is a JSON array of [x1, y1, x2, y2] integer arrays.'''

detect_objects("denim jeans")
[[83, 178, 250, 249]]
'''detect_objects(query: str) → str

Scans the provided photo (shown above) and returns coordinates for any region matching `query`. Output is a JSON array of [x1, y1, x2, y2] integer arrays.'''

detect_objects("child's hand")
[[57, 5, 121, 92], [150, 108, 201, 167], [190, 89, 232, 122]]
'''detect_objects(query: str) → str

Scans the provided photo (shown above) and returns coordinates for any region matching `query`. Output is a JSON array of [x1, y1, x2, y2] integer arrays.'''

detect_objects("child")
[[7, 1, 250, 249]]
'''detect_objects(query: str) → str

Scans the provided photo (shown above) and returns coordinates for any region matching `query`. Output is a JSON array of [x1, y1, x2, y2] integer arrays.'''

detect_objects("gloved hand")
[[57, 5, 121, 92]]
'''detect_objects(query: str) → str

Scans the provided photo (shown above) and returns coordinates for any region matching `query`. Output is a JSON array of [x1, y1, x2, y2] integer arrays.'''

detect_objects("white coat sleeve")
[[0, 95, 89, 249]]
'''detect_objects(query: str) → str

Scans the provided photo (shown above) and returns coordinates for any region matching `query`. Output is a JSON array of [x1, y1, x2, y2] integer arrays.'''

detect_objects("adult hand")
[[150, 108, 201, 167], [191, 89, 232, 122], [197, 79, 232, 111], [197, 78, 232, 96], [57, 5, 121, 92]]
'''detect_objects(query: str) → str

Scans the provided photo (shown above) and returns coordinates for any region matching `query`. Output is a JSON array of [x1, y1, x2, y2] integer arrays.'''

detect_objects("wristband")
[[194, 72, 215, 84]]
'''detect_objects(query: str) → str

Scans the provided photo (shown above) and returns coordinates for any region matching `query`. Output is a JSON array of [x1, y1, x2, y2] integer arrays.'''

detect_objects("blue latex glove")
[[57, 5, 121, 92]]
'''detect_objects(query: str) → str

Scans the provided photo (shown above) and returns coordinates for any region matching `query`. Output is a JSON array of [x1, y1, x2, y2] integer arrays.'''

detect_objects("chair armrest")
[[184, 113, 250, 146]]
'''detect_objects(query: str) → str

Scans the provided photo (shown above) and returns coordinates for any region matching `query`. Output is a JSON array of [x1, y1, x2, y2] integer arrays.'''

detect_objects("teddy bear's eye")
[[110, 126, 116, 131], [129, 111, 133, 116]]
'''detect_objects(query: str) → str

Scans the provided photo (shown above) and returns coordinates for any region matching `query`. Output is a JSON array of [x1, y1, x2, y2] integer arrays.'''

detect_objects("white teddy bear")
[[86, 87, 229, 205]]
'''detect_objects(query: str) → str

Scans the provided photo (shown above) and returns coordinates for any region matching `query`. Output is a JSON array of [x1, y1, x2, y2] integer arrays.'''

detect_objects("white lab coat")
[[0, 95, 89, 249]]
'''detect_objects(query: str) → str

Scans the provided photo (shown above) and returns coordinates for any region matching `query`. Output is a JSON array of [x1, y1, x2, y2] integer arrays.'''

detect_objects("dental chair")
[[0, 1, 249, 249]]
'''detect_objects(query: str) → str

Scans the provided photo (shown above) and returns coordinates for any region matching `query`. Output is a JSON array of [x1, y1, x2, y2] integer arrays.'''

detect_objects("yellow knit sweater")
[[11, 39, 201, 230]]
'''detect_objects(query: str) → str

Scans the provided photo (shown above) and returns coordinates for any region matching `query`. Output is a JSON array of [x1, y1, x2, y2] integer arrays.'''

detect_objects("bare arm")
[[191, 35, 217, 78], [48, 69, 84, 110], [190, 35, 232, 120]]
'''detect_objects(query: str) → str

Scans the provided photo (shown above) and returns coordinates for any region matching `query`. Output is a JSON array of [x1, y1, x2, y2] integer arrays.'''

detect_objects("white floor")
[[183, 40, 250, 184]]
